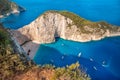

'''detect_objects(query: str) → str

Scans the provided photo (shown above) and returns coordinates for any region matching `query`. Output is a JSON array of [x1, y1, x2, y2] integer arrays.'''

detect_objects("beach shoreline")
[[9, 30, 40, 59], [11, 30, 120, 60], [22, 41, 40, 59]]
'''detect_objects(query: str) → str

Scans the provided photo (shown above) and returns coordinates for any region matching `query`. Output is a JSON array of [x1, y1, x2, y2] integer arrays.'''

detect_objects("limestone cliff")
[[13, 11, 120, 44], [0, 0, 24, 18]]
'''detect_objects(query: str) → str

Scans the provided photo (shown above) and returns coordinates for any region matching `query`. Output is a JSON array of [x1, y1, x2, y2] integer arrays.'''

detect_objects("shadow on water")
[[33, 44, 120, 80]]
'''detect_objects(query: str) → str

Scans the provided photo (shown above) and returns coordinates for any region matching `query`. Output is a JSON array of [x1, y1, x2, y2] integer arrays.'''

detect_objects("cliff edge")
[[13, 11, 120, 44], [0, 0, 25, 18]]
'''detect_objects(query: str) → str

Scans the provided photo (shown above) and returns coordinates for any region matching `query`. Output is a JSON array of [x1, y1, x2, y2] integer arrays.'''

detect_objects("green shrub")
[[0, 25, 33, 79], [53, 62, 91, 80]]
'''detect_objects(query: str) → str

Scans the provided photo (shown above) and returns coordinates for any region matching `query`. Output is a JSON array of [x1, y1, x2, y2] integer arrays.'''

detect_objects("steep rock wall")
[[13, 11, 120, 44]]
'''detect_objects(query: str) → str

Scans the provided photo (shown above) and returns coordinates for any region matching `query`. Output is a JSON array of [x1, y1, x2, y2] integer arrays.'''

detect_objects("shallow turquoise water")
[[34, 37, 120, 80], [1, 0, 120, 80]]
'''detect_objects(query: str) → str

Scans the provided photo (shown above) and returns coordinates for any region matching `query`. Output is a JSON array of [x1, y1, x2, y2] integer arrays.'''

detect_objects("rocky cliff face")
[[0, 0, 24, 18], [13, 11, 120, 44]]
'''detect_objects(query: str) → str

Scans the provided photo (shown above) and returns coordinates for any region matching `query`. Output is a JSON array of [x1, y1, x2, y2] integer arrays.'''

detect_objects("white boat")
[[90, 58, 93, 61], [61, 56, 64, 59], [51, 59, 54, 63], [61, 43, 64, 46], [102, 61, 109, 67], [93, 66, 97, 70], [102, 61, 106, 64], [78, 52, 81, 57]]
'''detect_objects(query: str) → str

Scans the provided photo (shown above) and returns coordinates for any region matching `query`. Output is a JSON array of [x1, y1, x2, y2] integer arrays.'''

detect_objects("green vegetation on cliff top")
[[0, 0, 18, 15], [45, 10, 119, 34], [59, 11, 119, 32]]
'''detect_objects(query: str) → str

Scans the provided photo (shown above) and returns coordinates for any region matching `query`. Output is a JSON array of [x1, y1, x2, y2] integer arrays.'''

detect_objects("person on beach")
[[27, 49, 31, 55]]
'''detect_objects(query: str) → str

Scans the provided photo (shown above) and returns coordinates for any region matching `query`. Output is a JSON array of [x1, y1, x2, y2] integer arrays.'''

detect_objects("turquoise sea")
[[1, 0, 120, 80]]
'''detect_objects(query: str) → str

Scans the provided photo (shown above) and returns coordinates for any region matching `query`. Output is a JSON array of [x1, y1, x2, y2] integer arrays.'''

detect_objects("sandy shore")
[[22, 41, 40, 59], [11, 29, 120, 60], [10, 30, 40, 59]]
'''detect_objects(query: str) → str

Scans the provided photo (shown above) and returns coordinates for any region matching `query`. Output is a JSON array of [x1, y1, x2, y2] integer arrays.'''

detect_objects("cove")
[[34, 37, 120, 80], [1, 0, 120, 80]]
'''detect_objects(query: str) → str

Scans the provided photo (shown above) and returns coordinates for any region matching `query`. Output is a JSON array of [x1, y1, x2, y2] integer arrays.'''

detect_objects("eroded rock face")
[[13, 11, 120, 44], [0, 0, 25, 18], [17, 12, 73, 43]]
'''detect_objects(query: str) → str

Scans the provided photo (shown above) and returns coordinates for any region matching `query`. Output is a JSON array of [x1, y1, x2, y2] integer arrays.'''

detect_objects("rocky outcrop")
[[0, 0, 25, 18], [13, 11, 120, 44]]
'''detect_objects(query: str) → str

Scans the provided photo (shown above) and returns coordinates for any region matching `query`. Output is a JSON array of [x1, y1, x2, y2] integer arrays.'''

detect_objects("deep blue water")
[[1, 0, 120, 80], [34, 37, 120, 80], [1, 0, 120, 29]]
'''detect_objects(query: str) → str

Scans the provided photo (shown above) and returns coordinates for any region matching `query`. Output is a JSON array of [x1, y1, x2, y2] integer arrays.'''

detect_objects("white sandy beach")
[[11, 30, 40, 59], [22, 41, 40, 59]]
